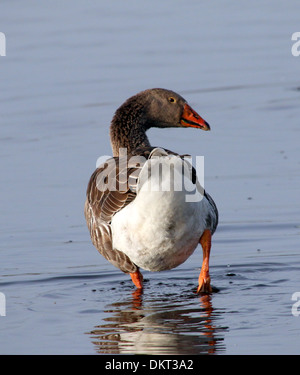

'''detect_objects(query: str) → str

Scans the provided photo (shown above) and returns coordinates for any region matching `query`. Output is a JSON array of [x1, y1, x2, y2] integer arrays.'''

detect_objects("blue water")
[[0, 0, 300, 354]]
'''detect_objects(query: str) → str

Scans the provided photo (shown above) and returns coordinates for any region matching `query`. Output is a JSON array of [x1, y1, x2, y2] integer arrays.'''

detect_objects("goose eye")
[[168, 97, 176, 103]]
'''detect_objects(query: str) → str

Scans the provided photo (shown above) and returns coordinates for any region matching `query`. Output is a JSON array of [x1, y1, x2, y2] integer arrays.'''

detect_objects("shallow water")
[[0, 0, 300, 354]]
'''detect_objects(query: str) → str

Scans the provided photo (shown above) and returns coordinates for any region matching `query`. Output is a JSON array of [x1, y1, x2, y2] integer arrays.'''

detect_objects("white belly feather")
[[111, 154, 209, 271]]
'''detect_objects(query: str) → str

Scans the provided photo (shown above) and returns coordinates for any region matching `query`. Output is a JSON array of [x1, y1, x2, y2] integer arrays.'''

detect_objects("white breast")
[[111, 154, 209, 272]]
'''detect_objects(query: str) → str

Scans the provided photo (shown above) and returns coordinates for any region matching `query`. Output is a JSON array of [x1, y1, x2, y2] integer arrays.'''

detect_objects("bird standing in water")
[[84, 88, 218, 293]]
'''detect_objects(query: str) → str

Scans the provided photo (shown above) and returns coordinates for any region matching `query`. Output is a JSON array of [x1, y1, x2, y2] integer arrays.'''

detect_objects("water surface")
[[0, 0, 300, 354]]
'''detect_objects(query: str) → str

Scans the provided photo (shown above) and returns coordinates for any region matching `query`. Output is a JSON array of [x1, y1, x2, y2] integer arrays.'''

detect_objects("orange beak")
[[180, 103, 210, 131]]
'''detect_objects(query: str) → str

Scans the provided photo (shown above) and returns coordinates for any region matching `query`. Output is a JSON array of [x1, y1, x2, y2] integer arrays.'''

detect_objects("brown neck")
[[109, 101, 151, 157]]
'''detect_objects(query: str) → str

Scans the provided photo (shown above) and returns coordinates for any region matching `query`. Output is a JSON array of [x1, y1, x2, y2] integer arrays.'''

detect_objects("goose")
[[84, 88, 218, 293]]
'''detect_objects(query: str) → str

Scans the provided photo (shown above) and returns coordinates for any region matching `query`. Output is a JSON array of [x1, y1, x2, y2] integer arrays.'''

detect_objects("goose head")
[[139, 88, 210, 131]]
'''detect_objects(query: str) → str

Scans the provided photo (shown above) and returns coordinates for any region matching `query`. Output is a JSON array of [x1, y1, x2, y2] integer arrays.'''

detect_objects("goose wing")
[[84, 156, 140, 273]]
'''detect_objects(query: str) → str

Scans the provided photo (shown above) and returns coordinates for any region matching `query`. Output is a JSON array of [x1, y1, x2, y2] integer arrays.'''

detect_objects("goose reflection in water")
[[88, 288, 226, 354]]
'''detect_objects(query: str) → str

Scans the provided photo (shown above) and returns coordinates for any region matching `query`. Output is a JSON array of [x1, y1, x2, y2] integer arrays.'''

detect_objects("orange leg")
[[130, 269, 143, 289], [197, 229, 212, 293]]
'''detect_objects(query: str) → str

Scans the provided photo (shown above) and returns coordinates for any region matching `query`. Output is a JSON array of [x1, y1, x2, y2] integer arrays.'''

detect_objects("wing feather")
[[84, 155, 144, 273]]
